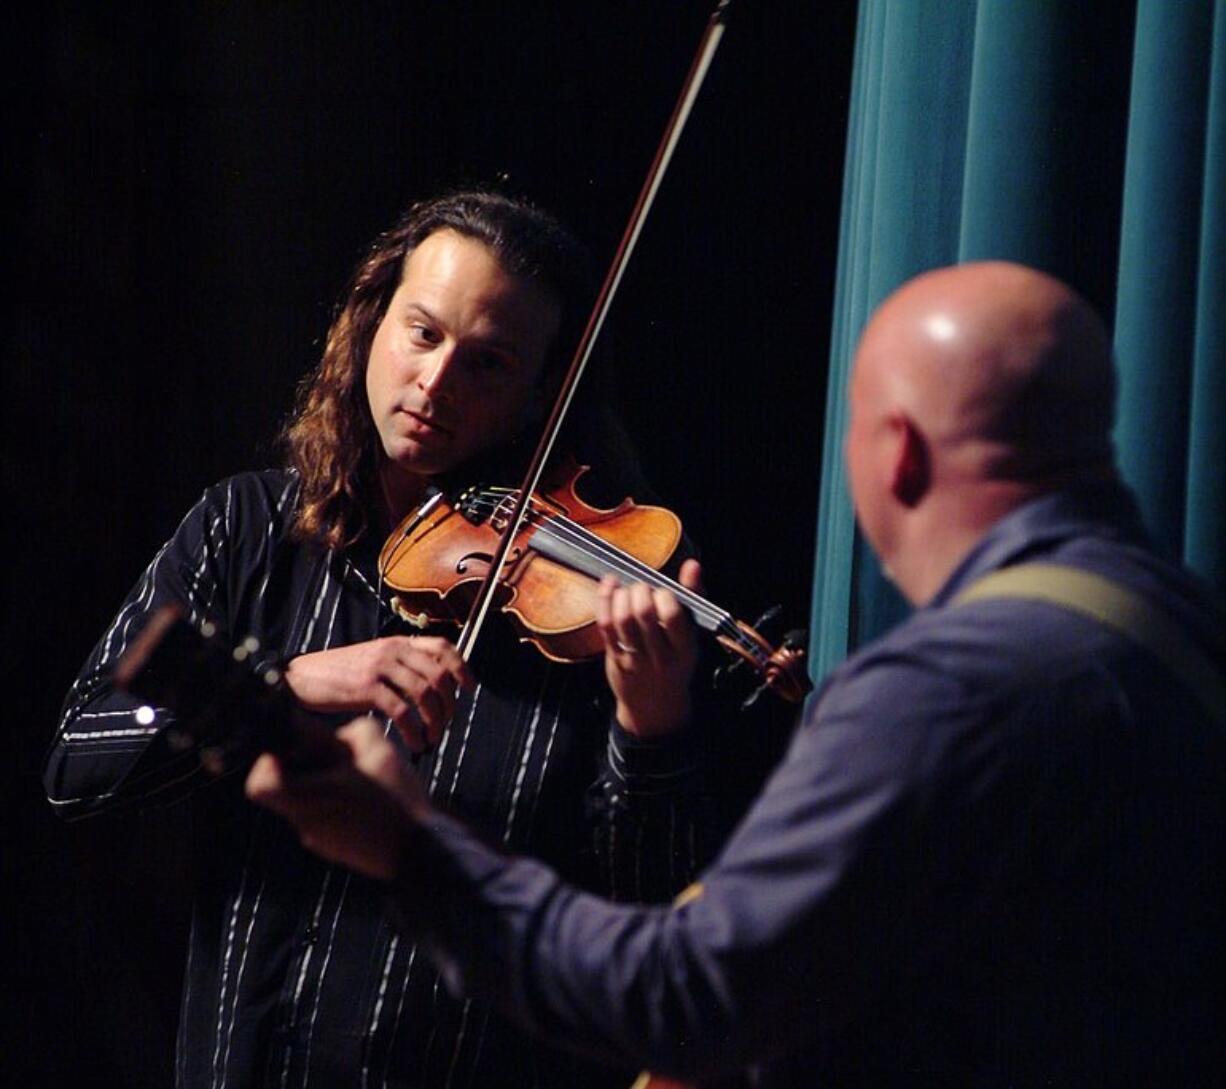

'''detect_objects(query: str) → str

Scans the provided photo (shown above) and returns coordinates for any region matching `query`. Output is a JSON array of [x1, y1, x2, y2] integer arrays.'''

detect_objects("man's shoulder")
[[936, 486, 1222, 669], [189, 469, 302, 533], [818, 534, 1222, 748], [812, 612, 986, 739], [201, 467, 300, 506], [946, 534, 1224, 679], [157, 469, 309, 571]]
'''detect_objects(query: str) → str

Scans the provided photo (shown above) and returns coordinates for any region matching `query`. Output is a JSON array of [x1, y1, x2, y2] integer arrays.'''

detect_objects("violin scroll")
[[717, 620, 810, 706]]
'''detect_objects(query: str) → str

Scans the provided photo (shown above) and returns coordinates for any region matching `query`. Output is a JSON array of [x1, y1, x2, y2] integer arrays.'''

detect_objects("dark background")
[[5, 4, 856, 1084]]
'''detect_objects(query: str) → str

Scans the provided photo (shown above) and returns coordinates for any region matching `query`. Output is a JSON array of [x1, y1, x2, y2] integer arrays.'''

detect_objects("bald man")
[[248, 263, 1226, 1087]]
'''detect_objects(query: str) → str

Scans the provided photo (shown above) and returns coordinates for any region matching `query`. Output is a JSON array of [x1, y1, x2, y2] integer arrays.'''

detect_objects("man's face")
[[366, 229, 561, 484]]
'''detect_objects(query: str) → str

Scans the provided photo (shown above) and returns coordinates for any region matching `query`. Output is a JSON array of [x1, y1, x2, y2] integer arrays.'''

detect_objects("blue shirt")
[[395, 483, 1226, 1087]]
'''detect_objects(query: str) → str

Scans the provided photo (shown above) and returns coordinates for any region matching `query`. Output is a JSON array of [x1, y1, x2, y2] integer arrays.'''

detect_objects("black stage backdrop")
[[4, 4, 855, 1085]]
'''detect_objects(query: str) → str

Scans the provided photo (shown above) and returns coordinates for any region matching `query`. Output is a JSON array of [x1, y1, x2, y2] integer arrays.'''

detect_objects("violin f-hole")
[[456, 547, 522, 576]]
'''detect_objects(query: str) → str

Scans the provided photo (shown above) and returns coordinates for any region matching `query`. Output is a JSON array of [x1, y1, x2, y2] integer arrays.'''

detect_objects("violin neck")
[[457, 487, 784, 680], [543, 522, 781, 679], [530, 515, 726, 635]]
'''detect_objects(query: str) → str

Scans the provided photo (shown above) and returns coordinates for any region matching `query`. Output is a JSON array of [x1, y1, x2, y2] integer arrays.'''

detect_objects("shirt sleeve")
[[584, 715, 714, 904], [43, 478, 258, 818], [578, 531, 728, 906], [392, 653, 957, 1081]]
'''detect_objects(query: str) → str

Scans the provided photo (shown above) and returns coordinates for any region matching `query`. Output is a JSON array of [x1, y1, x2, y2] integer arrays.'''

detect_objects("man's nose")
[[416, 346, 461, 400]]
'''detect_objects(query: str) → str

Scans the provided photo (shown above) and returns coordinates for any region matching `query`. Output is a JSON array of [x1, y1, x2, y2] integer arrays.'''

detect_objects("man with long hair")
[[46, 191, 711, 1087]]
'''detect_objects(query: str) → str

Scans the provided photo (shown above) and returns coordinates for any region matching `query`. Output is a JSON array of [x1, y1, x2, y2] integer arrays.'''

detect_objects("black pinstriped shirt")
[[46, 470, 713, 1088]]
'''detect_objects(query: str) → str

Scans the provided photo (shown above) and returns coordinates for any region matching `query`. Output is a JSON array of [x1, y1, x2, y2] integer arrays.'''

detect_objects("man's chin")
[[387, 437, 460, 479]]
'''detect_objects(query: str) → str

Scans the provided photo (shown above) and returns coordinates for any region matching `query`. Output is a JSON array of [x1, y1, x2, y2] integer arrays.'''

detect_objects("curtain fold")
[[1186, 9, 1225, 585], [810, 0, 1223, 683], [1116, 0, 1224, 581]]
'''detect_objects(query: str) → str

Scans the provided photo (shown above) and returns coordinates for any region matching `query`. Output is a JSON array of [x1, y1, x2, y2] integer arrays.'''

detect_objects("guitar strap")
[[953, 563, 1226, 725]]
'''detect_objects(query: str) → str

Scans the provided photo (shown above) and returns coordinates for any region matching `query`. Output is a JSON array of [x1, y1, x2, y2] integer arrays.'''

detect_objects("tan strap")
[[954, 563, 1225, 724]]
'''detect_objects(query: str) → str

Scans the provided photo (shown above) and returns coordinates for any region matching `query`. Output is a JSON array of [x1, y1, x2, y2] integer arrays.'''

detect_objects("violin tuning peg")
[[740, 680, 769, 710], [712, 657, 748, 689], [750, 604, 783, 632]]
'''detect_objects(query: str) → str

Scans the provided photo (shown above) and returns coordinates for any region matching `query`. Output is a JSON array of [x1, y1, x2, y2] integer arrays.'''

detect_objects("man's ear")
[[889, 414, 930, 508]]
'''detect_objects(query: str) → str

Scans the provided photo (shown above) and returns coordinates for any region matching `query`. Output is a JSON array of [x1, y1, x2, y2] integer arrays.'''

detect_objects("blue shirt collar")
[[927, 481, 1151, 609]]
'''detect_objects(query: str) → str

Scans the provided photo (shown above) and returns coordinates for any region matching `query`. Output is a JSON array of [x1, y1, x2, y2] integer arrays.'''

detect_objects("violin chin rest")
[[390, 595, 432, 630]]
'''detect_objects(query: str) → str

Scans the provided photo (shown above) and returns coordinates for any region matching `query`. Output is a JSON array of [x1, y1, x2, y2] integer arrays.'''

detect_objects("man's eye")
[[474, 351, 514, 374], [408, 324, 443, 348]]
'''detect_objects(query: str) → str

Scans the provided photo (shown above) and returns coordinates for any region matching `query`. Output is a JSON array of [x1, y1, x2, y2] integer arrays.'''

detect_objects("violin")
[[378, 459, 811, 704]]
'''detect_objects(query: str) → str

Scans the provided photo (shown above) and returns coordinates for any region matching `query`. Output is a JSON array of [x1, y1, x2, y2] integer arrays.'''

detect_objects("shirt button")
[[303, 922, 320, 945]]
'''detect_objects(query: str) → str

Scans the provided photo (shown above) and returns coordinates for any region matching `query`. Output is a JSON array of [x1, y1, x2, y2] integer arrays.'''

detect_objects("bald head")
[[846, 262, 1117, 603], [855, 262, 1115, 479]]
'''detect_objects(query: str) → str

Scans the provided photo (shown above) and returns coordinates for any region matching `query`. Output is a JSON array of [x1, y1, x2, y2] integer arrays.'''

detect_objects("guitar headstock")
[[115, 604, 339, 774]]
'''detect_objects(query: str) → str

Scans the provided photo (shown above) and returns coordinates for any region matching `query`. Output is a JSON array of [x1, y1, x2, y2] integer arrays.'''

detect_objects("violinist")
[[45, 191, 719, 1089]]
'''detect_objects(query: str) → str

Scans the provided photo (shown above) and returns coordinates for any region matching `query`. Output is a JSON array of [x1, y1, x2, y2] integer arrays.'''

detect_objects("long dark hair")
[[281, 191, 642, 549]]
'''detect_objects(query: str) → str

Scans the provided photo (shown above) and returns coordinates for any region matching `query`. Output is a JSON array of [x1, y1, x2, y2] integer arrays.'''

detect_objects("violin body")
[[380, 463, 682, 662], [379, 460, 811, 703]]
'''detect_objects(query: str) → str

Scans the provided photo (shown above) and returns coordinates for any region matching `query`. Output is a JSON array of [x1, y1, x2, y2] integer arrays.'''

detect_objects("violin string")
[[539, 517, 722, 619], [466, 490, 719, 613], [465, 491, 713, 610], [388, 487, 776, 675], [536, 516, 771, 666], [464, 489, 769, 666]]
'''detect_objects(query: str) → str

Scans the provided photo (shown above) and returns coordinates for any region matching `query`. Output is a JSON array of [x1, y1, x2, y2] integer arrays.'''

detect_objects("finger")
[[369, 687, 428, 753], [678, 558, 704, 593], [336, 715, 386, 748], [336, 713, 411, 767], [598, 577, 632, 654], [625, 582, 676, 666], [610, 582, 651, 657], [397, 634, 451, 654], [650, 559, 702, 660], [245, 752, 287, 804], [342, 717, 413, 789], [339, 718, 430, 820], [652, 585, 693, 657], [393, 658, 458, 721], [385, 656, 459, 728], [408, 683, 450, 747], [401, 635, 475, 691], [245, 754, 338, 821], [596, 576, 621, 653]]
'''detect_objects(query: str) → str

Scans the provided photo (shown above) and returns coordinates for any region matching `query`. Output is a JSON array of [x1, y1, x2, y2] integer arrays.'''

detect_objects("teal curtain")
[[810, 0, 1225, 682]]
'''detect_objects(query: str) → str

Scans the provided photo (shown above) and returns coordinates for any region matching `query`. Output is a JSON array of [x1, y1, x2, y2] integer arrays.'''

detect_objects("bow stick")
[[455, 1, 732, 661]]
